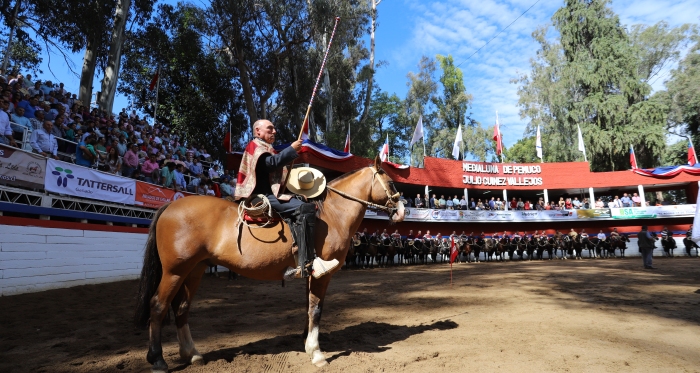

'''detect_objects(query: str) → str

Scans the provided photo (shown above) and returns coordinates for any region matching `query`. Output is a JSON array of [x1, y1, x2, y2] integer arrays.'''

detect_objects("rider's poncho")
[[234, 138, 292, 201]]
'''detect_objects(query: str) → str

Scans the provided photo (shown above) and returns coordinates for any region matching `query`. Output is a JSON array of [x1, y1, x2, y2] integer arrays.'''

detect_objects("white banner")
[[45, 159, 136, 205], [365, 206, 695, 222]]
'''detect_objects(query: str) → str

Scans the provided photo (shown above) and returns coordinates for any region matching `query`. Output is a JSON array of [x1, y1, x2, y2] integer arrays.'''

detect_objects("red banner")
[[134, 181, 193, 208]]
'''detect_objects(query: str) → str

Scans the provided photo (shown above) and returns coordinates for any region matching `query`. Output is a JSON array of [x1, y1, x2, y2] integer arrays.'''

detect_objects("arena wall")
[[0, 224, 147, 296]]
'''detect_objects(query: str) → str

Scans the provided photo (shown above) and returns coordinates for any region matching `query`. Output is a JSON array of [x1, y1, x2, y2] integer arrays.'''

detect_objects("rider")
[[234, 119, 338, 279], [610, 227, 620, 240], [391, 229, 401, 240], [580, 229, 589, 241], [424, 230, 433, 241], [513, 231, 521, 240], [381, 229, 390, 241], [660, 226, 670, 240], [597, 230, 606, 241], [568, 228, 578, 239]]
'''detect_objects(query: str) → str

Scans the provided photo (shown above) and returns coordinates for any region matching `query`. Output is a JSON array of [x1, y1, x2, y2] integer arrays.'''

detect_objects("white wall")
[[0, 225, 147, 296]]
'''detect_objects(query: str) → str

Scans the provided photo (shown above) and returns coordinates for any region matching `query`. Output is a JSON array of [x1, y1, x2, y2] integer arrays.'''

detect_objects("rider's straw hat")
[[286, 167, 326, 199]]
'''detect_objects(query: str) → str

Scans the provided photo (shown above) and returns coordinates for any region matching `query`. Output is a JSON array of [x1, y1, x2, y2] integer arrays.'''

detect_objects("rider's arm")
[[263, 146, 299, 171]]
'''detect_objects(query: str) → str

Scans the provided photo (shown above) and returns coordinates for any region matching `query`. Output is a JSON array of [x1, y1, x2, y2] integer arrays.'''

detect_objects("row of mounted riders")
[[346, 230, 700, 268]]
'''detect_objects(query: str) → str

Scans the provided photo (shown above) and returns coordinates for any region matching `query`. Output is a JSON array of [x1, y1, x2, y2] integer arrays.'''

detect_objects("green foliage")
[[661, 140, 690, 166], [515, 0, 687, 171], [503, 136, 539, 164], [664, 34, 700, 142], [118, 3, 244, 158]]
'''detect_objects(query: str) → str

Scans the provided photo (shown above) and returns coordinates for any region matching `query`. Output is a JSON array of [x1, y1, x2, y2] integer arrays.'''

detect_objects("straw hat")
[[286, 167, 326, 199]]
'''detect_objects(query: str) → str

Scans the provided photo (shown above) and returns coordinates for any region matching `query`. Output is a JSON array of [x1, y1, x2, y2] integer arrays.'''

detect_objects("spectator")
[[510, 197, 517, 210], [208, 164, 221, 180], [17, 95, 38, 118], [438, 195, 446, 209], [489, 197, 496, 210], [219, 176, 233, 197], [0, 98, 17, 147], [76, 135, 97, 167], [565, 198, 573, 209], [460, 196, 467, 210], [141, 154, 160, 183], [64, 122, 76, 142], [572, 197, 581, 209], [620, 193, 632, 207], [516, 198, 524, 210], [429, 194, 436, 209], [414, 193, 424, 209], [452, 195, 460, 210], [524, 200, 531, 210], [536, 199, 545, 210], [10, 106, 31, 130], [95, 136, 107, 155], [172, 164, 187, 191], [609, 195, 622, 208], [445, 196, 453, 209], [495, 197, 503, 210], [476, 199, 484, 210], [595, 198, 605, 208], [582, 198, 590, 209], [29, 120, 58, 158], [469, 198, 476, 210], [29, 110, 44, 131], [189, 156, 203, 176], [632, 193, 641, 207], [161, 162, 176, 188], [188, 174, 203, 193], [105, 147, 122, 175]]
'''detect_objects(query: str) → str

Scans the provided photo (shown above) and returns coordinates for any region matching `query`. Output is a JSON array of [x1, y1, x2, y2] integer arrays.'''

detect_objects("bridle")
[[326, 167, 401, 218]]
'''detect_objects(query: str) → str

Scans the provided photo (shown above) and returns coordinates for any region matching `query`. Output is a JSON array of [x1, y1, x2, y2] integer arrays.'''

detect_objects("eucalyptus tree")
[[515, 0, 674, 171], [663, 35, 700, 143]]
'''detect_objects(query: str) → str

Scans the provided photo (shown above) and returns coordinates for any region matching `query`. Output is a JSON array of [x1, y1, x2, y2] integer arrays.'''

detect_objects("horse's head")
[[370, 155, 405, 222]]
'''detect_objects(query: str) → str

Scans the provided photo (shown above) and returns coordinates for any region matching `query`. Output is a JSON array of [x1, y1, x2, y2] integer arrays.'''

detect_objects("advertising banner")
[[0, 144, 46, 188], [576, 208, 612, 219], [45, 159, 136, 205], [539, 210, 577, 220], [651, 204, 696, 217], [134, 181, 195, 208], [610, 208, 657, 219]]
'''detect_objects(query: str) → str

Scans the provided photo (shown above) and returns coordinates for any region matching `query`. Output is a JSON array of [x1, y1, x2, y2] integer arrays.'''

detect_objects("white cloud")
[[376, 0, 700, 147]]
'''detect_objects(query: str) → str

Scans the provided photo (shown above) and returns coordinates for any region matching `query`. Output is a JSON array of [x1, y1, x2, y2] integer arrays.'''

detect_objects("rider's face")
[[255, 121, 277, 144]]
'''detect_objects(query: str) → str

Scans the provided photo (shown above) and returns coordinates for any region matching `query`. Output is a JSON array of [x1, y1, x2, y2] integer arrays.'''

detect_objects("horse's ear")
[[374, 154, 381, 169]]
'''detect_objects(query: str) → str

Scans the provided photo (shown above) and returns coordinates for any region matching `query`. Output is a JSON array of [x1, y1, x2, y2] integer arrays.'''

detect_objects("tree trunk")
[[98, 0, 131, 113], [79, 34, 99, 108], [1, 0, 21, 72], [359, 0, 380, 125]]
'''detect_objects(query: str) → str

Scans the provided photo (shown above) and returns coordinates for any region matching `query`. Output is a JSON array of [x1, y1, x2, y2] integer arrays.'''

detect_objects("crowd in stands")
[[398, 192, 653, 210], [0, 71, 236, 197]]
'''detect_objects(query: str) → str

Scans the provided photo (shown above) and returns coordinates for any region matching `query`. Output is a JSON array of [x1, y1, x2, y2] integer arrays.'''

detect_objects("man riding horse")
[[234, 119, 339, 279]]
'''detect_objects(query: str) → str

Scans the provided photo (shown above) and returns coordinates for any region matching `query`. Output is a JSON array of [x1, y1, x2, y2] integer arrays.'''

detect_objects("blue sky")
[[29, 0, 700, 147]]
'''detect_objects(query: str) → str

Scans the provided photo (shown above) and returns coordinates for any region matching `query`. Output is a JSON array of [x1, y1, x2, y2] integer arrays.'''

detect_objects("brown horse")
[[134, 157, 405, 372]]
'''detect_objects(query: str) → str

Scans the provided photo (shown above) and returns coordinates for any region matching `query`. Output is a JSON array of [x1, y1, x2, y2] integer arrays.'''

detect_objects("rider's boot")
[[284, 203, 339, 280]]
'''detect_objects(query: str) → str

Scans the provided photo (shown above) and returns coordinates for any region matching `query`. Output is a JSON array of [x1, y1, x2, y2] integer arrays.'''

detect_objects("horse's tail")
[[134, 203, 171, 328]]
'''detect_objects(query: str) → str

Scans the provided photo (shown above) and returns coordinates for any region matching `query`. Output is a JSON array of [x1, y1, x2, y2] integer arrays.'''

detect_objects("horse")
[[404, 238, 418, 265], [538, 236, 555, 260], [660, 235, 677, 257], [525, 236, 537, 261], [610, 234, 630, 257], [570, 235, 584, 260], [556, 235, 572, 260], [471, 237, 484, 262], [580, 236, 595, 259], [484, 238, 497, 262], [377, 236, 392, 266], [587, 237, 601, 259], [133, 157, 405, 372], [683, 235, 699, 257], [385, 236, 401, 266], [345, 235, 360, 268], [457, 236, 473, 263], [355, 234, 369, 267], [392, 236, 405, 265], [439, 238, 452, 263], [366, 235, 381, 268]]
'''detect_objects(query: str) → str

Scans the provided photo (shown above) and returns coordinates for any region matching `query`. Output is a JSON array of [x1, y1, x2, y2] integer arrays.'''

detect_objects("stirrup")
[[283, 266, 302, 281], [311, 258, 340, 279]]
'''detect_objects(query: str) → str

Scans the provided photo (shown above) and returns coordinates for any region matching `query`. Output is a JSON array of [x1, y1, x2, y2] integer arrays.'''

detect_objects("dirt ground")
[[2, 257, 700, 373]]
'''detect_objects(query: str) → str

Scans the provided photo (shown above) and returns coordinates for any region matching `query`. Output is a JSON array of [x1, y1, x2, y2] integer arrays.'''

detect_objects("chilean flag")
[[343, 126, 351, 154], [449, 237, 459, 264], [630, 145, 638, 169], [689, 140, 697, 166], [493, 112, 503, 156], [379, 134, 389, 162]]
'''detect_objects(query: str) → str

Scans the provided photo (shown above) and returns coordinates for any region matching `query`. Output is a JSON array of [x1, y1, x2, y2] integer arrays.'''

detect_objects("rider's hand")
[[291, 139, 303, 152]]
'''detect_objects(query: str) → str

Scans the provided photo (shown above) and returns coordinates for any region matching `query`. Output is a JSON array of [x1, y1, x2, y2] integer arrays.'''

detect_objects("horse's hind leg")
[[148, 273, 187, 373], [172, 262, 207, 365], [305, 276, 332, 367]]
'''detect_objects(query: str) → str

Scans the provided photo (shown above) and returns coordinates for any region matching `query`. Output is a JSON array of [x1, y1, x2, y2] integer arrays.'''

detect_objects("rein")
[[326, 169, 399, 216]]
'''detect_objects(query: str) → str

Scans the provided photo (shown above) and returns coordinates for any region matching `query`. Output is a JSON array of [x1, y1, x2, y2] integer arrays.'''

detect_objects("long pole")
[[281, 17, 340, 194], [296, 17, 341, 141], [153, 65, 161, 126]]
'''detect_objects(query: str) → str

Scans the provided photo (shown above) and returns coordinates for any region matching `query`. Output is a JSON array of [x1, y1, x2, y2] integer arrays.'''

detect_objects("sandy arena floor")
[[1, 257, 700, 373]]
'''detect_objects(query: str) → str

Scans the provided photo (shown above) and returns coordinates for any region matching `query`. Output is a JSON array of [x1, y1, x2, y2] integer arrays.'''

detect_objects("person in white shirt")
[[30, 120, 58, 158], [597, 230, 606, 241], [0, 99, 18, 147]]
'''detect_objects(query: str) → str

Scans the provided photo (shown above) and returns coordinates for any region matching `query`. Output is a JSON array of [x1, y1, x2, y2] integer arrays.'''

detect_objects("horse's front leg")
[[305, 275, 332, 367]]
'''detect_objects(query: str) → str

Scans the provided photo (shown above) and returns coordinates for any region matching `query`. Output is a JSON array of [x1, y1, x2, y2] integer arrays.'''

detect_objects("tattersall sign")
[[45, 159, 136, 205], [0, 144, 46, 188]]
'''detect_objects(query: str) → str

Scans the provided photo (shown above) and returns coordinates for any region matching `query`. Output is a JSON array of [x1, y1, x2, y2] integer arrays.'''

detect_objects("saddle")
[[239, 195, 282, 225]]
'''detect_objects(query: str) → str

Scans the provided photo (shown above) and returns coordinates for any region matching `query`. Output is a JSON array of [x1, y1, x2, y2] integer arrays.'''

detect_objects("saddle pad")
[[243, 210, 282, 224]]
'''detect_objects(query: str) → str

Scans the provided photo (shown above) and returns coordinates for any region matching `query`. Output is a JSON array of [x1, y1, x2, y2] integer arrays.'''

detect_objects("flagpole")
[[153, 65, 161, 126]]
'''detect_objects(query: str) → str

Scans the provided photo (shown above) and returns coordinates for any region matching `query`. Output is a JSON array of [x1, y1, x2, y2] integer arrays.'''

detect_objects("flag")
[[493, 112, 503, 156], [577, 125, 586, 158], [449, 237, 459, 264], [148, 70, 159, 91], [630, 145, 637, 169], [380, 134, 389, 162], [535, 125, 542, 160], [410, 116, 424, 147], [301, 117, 310, 140], [344, 126, 351, 154], [451, 124, 462, 160], [689, 140, 697, 166]]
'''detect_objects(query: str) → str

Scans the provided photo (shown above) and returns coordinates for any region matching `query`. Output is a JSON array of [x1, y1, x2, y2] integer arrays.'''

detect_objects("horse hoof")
[[311, 350, 327, 367], [190, 354, 204, 366], [152, 359, 168, 373]]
